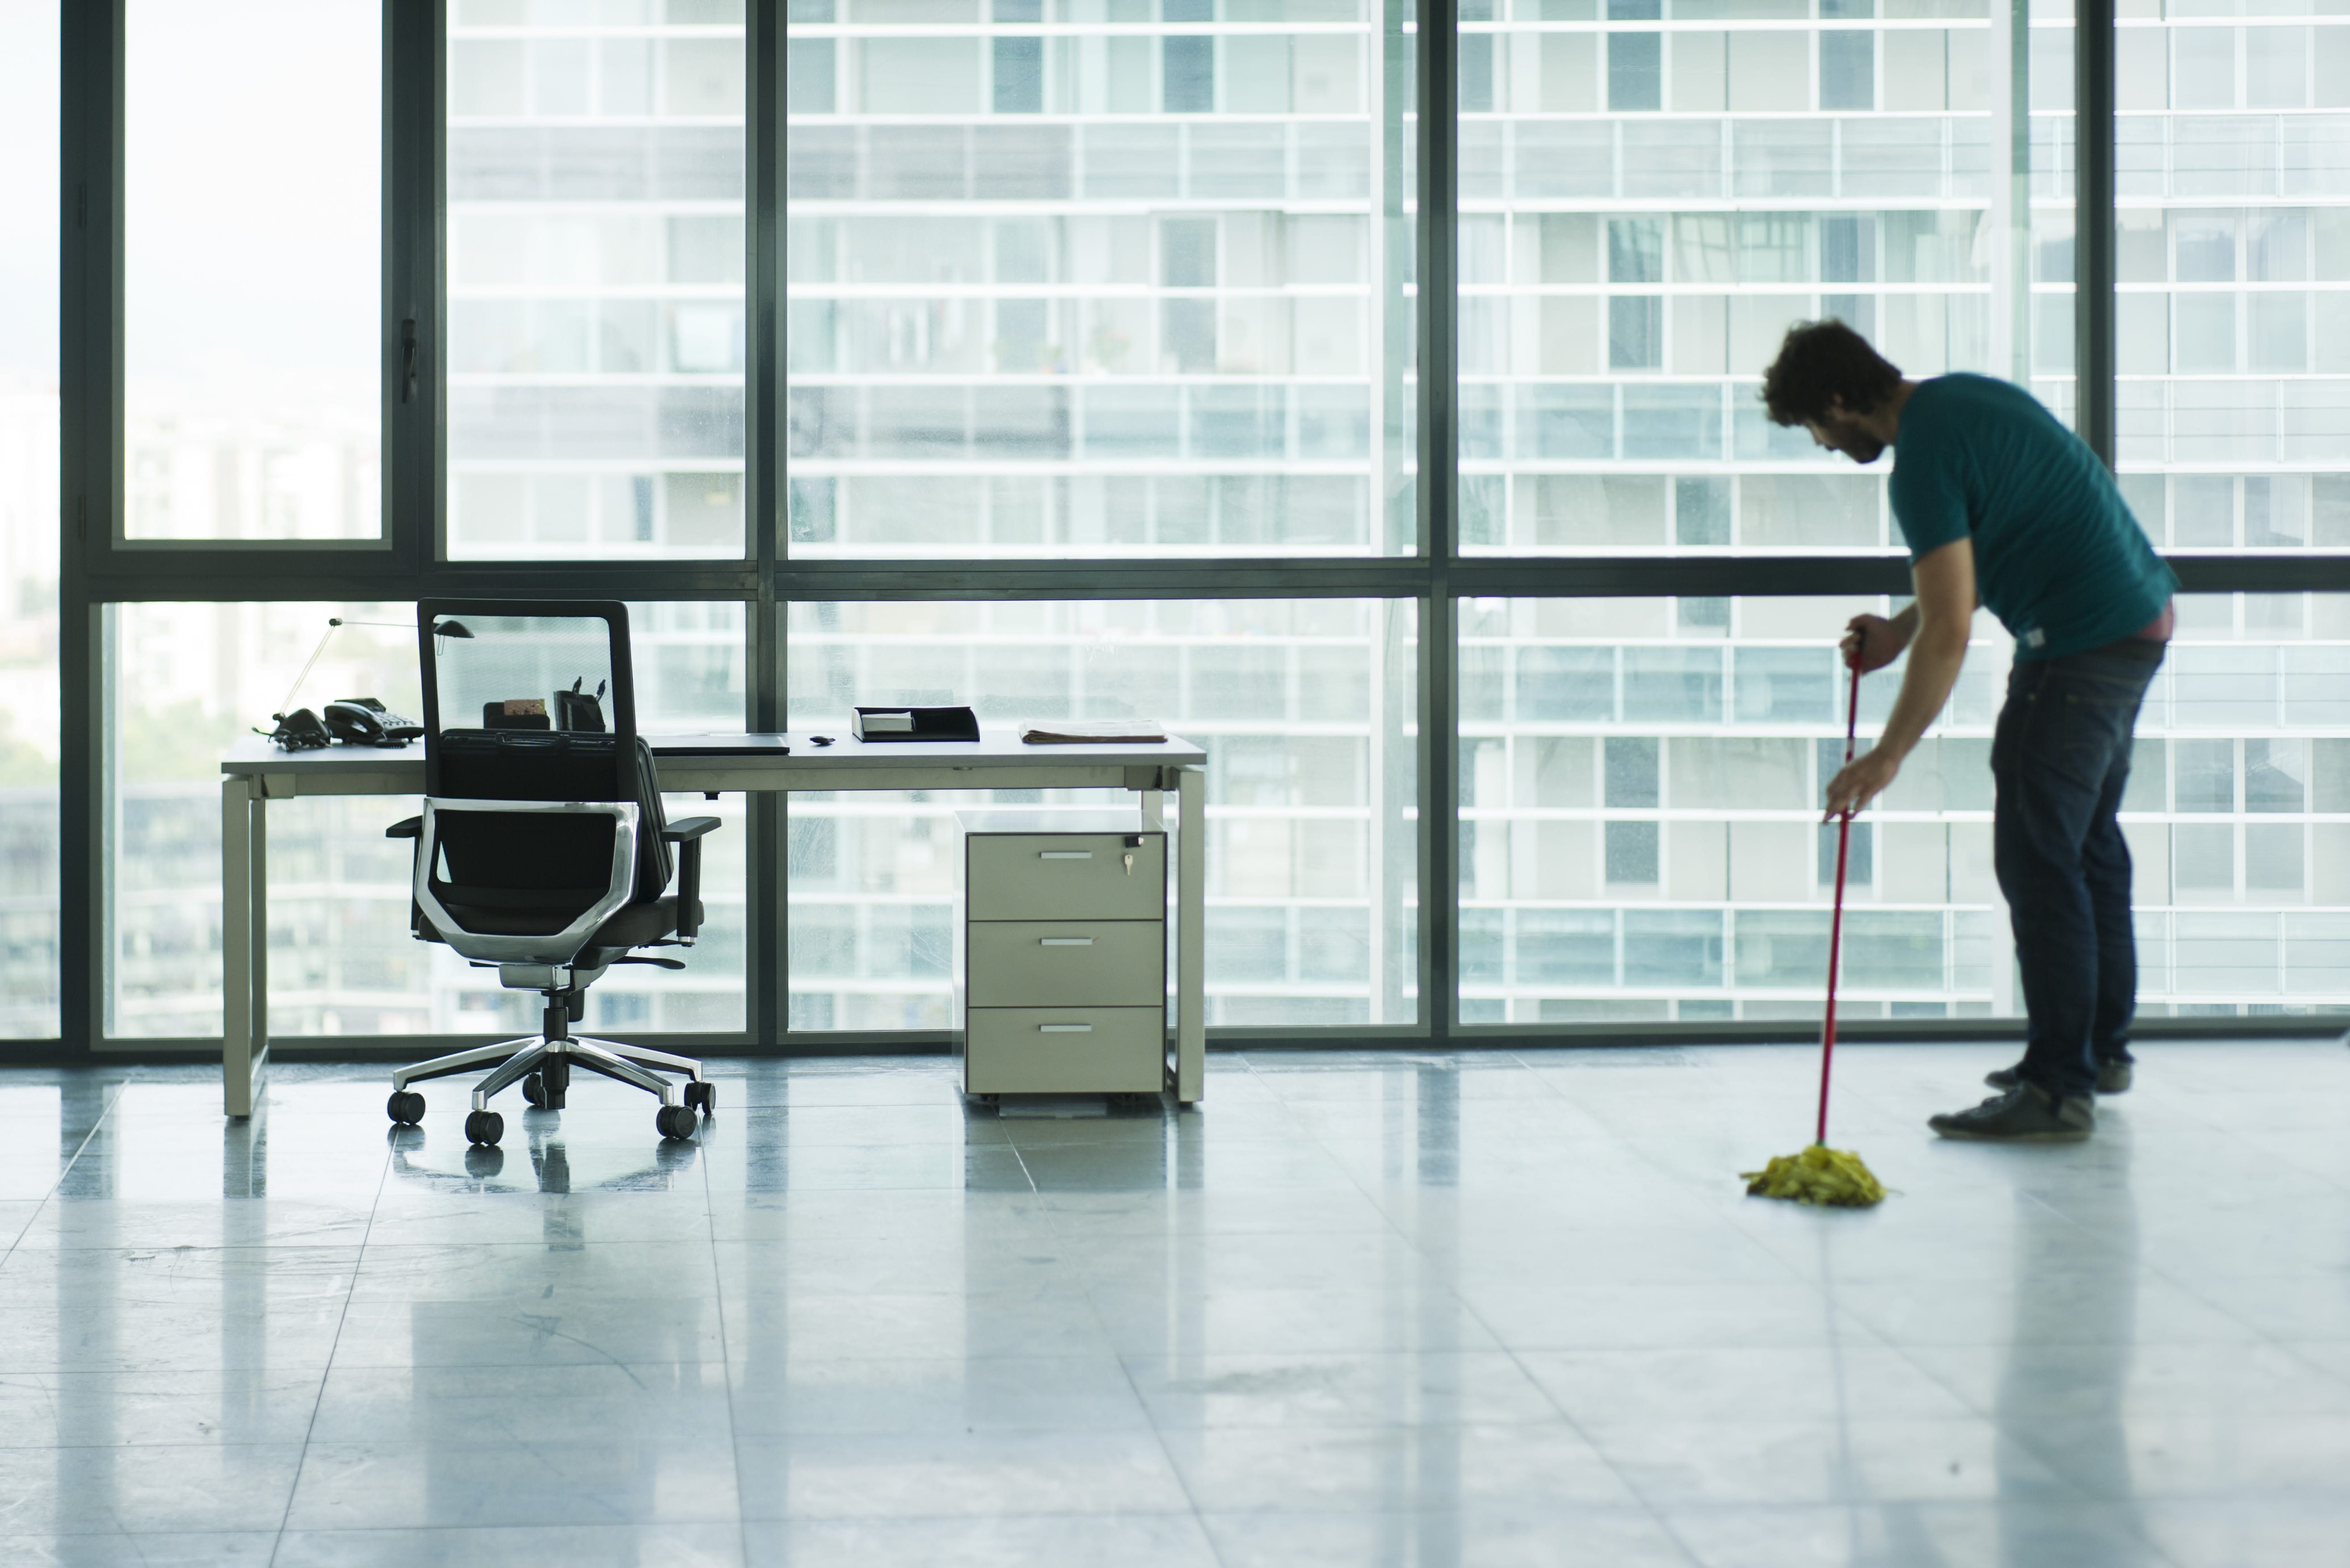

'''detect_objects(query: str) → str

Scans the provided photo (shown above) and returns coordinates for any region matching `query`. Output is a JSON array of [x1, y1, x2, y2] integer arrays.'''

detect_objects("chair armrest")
[[666, 818, 717, 940], [388, 816, 425, 939]]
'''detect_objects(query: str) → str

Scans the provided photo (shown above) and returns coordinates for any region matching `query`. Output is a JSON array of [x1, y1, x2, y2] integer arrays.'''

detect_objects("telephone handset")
[[259, 708, 333, 751]]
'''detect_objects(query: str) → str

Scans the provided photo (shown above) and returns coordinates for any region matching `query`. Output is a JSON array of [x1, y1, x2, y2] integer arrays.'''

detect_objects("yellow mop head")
[[1743, 1143, 1886, 1208]]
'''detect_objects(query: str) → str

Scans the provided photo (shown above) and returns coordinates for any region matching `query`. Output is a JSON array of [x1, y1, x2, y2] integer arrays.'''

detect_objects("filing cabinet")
[[956, 810, 1168, 1096]]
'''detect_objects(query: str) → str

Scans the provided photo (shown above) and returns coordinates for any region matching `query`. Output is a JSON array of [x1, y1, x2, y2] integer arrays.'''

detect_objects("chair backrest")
[[416, 601, 672, 913]]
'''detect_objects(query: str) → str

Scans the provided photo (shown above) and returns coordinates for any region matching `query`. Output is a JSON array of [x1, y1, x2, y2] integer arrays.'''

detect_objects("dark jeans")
[[1992, 639, 2165, 1101]]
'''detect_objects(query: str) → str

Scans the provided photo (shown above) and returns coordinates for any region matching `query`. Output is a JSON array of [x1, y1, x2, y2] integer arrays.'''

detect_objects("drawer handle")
[[1040, 851, 1092, 860], [1039, 1023, 1093, 1033], [1040, 937, 1095, 947]]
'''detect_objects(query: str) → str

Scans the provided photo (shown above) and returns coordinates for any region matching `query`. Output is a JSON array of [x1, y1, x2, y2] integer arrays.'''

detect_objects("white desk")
[[219, 730, 1209, 1116]]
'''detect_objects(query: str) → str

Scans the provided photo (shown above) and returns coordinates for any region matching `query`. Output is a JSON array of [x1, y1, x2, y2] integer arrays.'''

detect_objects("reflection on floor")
[[0, 1042, 2343, 1565]]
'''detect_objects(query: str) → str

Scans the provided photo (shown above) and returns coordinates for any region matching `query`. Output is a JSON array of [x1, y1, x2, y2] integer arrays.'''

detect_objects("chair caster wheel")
[[655, 1105, 698, 1141], [387, 1091, 425, 1125], [683, 1081, 714, 1114], [523, 1073, 548, 1108], [464, 1110, 504, 1146]]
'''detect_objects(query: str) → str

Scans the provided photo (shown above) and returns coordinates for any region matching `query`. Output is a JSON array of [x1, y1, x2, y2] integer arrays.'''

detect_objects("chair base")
[[388, 1032, 709, 1145]]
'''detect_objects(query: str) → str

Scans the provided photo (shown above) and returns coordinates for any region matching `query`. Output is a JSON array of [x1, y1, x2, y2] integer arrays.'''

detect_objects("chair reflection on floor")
[[387, 1116, 699, 1197]]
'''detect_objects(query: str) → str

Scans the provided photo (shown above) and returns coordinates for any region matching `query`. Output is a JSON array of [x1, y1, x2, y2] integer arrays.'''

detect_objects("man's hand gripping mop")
[[1743, 658, 1889, 1208]]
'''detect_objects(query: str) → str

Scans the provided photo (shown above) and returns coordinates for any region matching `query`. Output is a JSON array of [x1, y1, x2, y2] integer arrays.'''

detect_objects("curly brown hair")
[[1760, 320, 1904, 427]]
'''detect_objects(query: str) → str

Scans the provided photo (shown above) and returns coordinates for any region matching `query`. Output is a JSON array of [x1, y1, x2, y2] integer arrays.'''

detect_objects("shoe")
[[1985, 1059, 2132, 1095], [1929, 1082, 2095, 1142]]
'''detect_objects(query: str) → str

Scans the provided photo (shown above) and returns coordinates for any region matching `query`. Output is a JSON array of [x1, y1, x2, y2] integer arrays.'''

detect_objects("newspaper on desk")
[[1019, 720, 1168, 745]]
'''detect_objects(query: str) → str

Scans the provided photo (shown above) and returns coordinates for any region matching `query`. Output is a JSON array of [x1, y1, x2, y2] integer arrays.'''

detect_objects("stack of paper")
[[1020, 720, 1168, 745]]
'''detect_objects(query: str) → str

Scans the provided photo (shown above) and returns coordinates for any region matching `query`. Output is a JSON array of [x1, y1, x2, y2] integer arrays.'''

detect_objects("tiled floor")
[[0, 1041, 2346, 1565]]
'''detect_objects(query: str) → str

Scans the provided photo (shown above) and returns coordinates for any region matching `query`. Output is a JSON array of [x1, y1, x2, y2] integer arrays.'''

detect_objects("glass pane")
[[1462, 594, 2350, 1024], [448, 3, 747, 561], [109, 602, 747, 1039], [124, 0, 381, 541], [428, 613, 621, 739], [2029, 0, 2079, 426], [2113, 9, 2350, 554], [786, 600, 1417, 1030], [1461, 0, 2073, 554], [0, 0, 59, 1035], [784, 0, 1417, 558]]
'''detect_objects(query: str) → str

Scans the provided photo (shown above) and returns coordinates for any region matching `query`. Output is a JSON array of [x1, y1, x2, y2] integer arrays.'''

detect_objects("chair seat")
[[427, 895, 703, 949]]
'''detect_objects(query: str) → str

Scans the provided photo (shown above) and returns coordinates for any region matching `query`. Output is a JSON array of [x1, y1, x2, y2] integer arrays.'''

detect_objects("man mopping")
[[1762, 320, 2177, 1143]]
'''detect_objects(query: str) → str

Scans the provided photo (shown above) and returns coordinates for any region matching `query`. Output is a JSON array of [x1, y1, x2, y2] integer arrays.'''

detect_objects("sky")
[[124, 0, 380, 391], [0, 1, 58, 385]]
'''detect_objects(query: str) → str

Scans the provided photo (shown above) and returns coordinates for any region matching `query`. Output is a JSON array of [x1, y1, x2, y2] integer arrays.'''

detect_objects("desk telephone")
[[262, 698, 423, 751], [257, 615, 430, 751]]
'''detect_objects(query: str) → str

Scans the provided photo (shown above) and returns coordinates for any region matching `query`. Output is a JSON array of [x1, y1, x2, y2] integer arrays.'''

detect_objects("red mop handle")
[[1817, 660, 1862, 1147]]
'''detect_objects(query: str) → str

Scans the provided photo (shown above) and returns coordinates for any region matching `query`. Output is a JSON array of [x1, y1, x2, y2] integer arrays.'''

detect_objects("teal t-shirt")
[[1889, 374, 2177, 661]]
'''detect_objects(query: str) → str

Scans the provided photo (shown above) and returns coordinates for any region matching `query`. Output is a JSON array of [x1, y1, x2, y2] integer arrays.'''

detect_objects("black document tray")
[[853, 705, 981, 742]]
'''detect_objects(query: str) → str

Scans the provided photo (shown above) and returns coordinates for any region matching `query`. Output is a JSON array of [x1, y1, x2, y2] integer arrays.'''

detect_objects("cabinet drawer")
[[965, 1007, 1165, 1095], [967, 920, 1164, 1007], [967, 834, 1166, 922]]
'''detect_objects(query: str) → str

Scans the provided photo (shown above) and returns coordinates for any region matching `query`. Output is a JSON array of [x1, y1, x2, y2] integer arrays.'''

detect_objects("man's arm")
[[1824, 538, 1975, 817]]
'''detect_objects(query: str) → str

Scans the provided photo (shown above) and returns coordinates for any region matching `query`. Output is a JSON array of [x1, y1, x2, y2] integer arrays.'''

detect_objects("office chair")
[[382, 600, 718, 1147]]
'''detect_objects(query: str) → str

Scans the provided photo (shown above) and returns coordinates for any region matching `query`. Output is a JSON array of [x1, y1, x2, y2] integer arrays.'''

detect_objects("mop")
[[1743, 659, 1888, 1209]]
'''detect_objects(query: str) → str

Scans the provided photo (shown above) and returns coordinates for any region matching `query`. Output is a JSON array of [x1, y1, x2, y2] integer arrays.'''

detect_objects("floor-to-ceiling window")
[[0, 0, 59, 1038], [2103, 8, 2350, 1017], [37, 0, 2350, 1060], [1454, 0, 2051, 1025], [782, 0, 1424, 1028]]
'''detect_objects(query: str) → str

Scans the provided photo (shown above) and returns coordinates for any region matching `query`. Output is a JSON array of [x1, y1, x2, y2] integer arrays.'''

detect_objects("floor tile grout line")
[[1242, 1054, 1471, 1253], [695, 1102, 748, 1568], [1031, 1064, 1280, 1568], [1862, 1331, 2202, 1568], [1036, 1155, 1229, 1568], [1468, 1310, 1709, 1564], [263, 1101, 397, 1568], [2067, 1156, 2338, 1356], [1753, 1080, 2247, 1568], [1990, 1096, 2350, 1361], [2272, 1339, 2350, 1397], [1264, 1047, 1974, 1562], [1272, 1051, 1713, 1562], [0, 1077, 127, 1273], [1091, 1284, 1226, 1565]]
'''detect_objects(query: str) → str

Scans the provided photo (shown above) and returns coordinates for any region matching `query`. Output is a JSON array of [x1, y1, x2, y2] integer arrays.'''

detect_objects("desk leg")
[[221, 778, 262, 1117], [1176, 766, 1204, 1104]]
